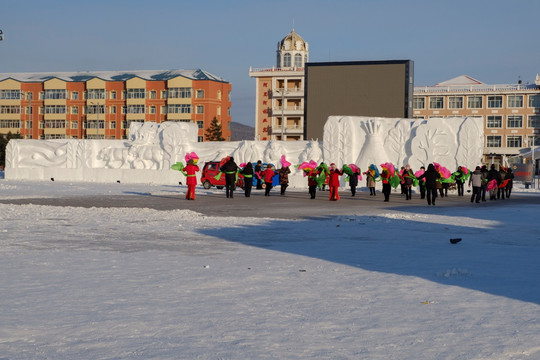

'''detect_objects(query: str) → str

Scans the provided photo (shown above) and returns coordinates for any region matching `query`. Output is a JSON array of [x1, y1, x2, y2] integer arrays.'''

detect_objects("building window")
[[26, 121, 32, 129], [126, 88, 146, 99], [0, 120, 21, 128], [448, 96, 463, 109], [507, 135, 522, 148], [196, 90, 205, 98], [0, 106, 21, 114], [294, 53, 302, 67], [150, 106, 156, 114], [507, 115, 523, 128], [86, 120, 105, 129], [167, 104, 191, 113], [413, 97, 425, 109], [161, 106, 167, 114], [26, 92, 33, 100], [429, 96, 444, 109], [87, 89, 106, 99], [44, 89, 67, 99], [197, 120, 203, 129], [0, 89, 22, 99], [486, 115, 502, 128], [507, 94, 523, 108], [527, 135, 540, 146], [44, 105, 67, 114], [198, 135, 204, 142], [529, 94, 540, 108], [110, 91, 117, 100], [71, 121, 78, 129], [110, 106, 116, 114], [217, 106, 221, 115], [126, 105, 145, 114], [528, 115, 540, 128], [161, 90, 168, 99], [486, 135, 502, 147], [71, 106, 78, 114], [150, 90, 156, 99], [71, 91, 79, 100], [196, 105, 204, 114], [468, 96, 483, 109], [26, 106, 33, 114], [217, 90, 222, 100], [86, 105, 105, 114], [168, 87, 192, 99], [44, 120, 66, 128], [283, 53, 291, 67], [110, 121, 116, 129], [487, 95, 503, 108]]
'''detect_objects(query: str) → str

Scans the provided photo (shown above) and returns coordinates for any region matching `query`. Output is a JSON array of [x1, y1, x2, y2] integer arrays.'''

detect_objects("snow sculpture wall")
[[323, 116, 484, 173], [5, 116, 483, 187]]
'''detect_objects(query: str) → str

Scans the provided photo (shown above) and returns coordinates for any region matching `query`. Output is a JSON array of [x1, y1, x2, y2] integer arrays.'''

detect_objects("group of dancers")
[[173, 152, 515, 205]]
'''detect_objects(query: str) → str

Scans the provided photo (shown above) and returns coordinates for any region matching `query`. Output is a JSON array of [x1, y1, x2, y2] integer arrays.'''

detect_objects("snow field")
[[0, 180, 540, 359]]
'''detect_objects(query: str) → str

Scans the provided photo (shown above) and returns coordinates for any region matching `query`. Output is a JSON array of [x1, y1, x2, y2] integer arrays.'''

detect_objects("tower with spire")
[[249, 29, 309, 141]]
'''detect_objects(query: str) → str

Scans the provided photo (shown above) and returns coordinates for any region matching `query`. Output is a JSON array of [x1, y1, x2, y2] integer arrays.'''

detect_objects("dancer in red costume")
[[327, 163, 343, 201], [184, 159, 199, 200]]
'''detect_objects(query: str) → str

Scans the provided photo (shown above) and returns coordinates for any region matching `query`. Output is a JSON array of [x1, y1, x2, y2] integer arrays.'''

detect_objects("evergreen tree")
[[204, 117, 225, 141], [0, 132, 22, 168]]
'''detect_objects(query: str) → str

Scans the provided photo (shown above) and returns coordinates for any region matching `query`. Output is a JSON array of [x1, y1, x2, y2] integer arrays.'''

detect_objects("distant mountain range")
[[230, 122, 255, 141]]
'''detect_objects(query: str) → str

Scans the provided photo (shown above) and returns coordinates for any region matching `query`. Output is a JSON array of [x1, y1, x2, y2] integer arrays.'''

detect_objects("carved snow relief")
[[5, 116, 483, 185]]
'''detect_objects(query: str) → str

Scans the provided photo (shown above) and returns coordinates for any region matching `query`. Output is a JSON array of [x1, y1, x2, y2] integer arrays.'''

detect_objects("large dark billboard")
[[304, 60, 413, 140]]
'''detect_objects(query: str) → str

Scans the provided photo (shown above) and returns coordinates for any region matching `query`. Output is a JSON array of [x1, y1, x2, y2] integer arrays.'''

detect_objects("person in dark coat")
[[381, 169, 391, 202], [278, 166, 291, 196], [307, 168, 321, 199], [401, 164, 414, 200], [220, 156, 238, 199], [418, 166, 426, 199], [487, 164, 501, 200], [349, 169, 359, 196], [497, 167, 507, 200], [505, 167, 514, 198], [454, 166, 466, 196], [254, 160, 263, 190], [416, 163, 441, 205], [241, 162, 254, 197], [480, 165, 488, 201]]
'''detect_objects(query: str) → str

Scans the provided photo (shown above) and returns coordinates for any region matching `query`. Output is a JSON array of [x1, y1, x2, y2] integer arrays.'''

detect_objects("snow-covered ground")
[[1, 178, 540, 359]]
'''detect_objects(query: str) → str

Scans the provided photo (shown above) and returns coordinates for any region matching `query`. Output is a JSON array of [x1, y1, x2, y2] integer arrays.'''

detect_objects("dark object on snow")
[[450, 238, 462, 244], [179, 182, 182, 185], [116, 180, 120, 183], [50, 177, 54, 181], [467, 189, 471, 193]]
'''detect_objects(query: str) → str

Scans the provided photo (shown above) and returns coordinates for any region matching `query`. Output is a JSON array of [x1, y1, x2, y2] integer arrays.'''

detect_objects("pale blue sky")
[[1, 0, 539, 125]]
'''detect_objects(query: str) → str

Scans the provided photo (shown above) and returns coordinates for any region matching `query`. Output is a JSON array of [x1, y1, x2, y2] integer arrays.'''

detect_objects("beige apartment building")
[[413, 75, 540, 165], [249, 29, 308, 141]]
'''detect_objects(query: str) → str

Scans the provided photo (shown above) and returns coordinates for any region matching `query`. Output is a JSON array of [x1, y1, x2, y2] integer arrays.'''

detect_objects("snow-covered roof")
[[0, 69, 229, 83], [415, 74, 539, 93], [435, 75, 484, 86]]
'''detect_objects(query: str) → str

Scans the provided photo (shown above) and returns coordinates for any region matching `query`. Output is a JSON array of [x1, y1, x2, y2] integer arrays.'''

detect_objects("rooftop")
[[0, 69, 229, 83]]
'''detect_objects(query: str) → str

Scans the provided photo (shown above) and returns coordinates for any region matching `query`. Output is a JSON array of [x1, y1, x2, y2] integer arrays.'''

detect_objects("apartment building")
[[413, 74, 540, 164], [0, 69, 232, 141], [249, 29, 308, 141]]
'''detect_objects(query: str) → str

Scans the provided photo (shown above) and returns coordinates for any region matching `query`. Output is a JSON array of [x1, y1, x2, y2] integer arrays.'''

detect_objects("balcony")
[[268, 123, 304, 135], [271, 105, 304, 116], [269, 88, 304, 98]]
